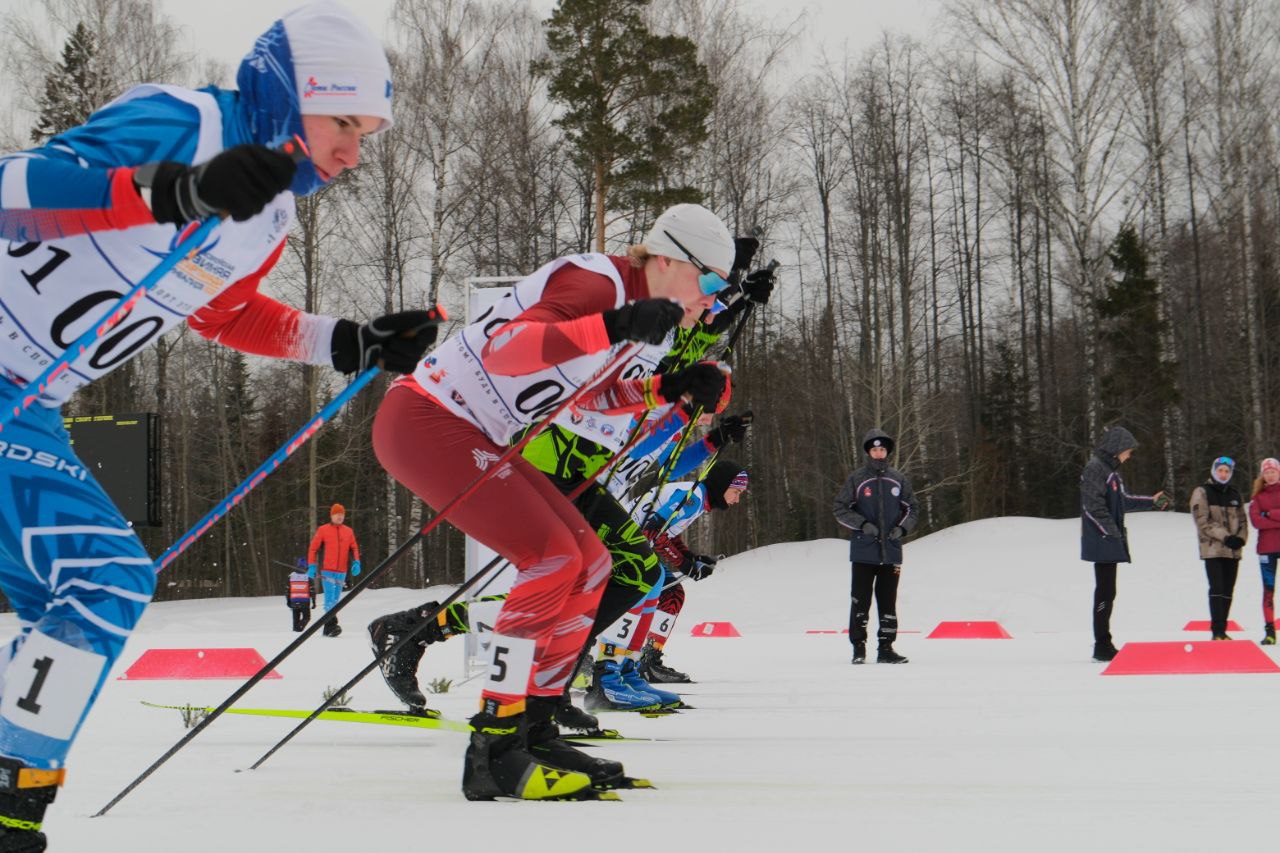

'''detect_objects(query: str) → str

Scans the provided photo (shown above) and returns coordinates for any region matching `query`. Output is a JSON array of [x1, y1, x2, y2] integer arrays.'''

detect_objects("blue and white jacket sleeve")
[[0, 92, 202, 240]]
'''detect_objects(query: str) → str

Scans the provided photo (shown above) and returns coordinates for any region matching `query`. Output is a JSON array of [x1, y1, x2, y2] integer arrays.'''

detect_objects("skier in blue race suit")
[[0, 4, 440, 848]]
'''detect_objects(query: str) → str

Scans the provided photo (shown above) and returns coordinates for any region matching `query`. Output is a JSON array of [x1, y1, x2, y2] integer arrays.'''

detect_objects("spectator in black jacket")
[[1080, 426, 1169, 662], [833, 428, 919, 665]]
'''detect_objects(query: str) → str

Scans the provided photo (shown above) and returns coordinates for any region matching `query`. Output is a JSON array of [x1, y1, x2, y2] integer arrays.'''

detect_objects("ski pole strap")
[[154, 366, 381, 572], [0, 217, 220, 432]]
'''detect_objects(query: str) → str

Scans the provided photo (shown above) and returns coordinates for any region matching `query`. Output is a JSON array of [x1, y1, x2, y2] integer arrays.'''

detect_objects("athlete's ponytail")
[[626, 245, 651, 267]]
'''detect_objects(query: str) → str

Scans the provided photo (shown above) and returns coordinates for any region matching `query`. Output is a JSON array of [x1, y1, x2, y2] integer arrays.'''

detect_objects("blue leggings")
[[0, 378, 155, 769], [321, 573, 344, 612]]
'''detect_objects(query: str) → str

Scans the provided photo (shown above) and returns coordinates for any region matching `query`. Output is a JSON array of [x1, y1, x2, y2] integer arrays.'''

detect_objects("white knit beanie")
[[645, 204, 735, 275], [283, 1, 394, 133]]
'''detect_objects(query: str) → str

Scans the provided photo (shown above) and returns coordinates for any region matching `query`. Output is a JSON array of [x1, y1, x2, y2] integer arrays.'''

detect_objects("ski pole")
[[94, 341, 642, 816], [0, 136, 312, 432], [246, 554, 509, 770], [157, 306, 446, 572], [156, 366, 378, 572], [717, 259, 777, 363]]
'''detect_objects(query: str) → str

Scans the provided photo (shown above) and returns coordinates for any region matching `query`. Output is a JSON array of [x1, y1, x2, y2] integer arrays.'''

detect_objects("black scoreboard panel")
[[62, 413, 161, 527]]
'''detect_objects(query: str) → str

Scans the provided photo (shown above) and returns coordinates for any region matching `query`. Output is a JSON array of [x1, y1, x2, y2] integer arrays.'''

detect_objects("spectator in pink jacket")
[[1249, 457, 1280, 645]]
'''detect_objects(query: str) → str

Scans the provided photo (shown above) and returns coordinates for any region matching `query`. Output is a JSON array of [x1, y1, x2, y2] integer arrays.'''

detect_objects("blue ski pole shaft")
[[155, 366, 380, 572], [0, 217, 220, 432]]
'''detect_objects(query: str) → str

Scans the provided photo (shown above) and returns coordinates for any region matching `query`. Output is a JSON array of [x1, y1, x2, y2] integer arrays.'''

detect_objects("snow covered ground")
[[25, 511, 1280, 851]]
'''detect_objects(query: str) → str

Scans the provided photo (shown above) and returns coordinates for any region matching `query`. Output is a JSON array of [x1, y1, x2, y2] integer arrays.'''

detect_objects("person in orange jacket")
[[308, 503, 362, 636]]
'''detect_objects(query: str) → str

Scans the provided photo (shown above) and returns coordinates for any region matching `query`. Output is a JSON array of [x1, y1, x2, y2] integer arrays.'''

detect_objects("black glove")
[[1224, 535, 1246, 550], [706, 411, 753, 447], [331, 308, 444, 374], [741, 266, 776, 304], [135, 144, 298, 225], [860, 521, 879, 537], [688, 554, 718, 581], [657, 363, 726, 411], [888, 526, 905, 541], [601, 299, 683, 344]]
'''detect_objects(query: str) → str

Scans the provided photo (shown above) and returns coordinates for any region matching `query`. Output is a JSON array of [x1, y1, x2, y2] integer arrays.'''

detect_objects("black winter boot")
[[1092, 643, 1119, 662], [554, 693, 599, 732], [640, 645, 692, 683], [0, 758, 61, 852], [321, 618, 342, 637], [461, 711, 595, 801], [368, 602, 446, 709], [851, 641, 866, 664], [877, 643, 909, 664], [526, 697, 624, 787]]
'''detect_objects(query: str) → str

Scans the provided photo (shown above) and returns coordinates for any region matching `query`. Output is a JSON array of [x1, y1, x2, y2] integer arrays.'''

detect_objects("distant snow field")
[[25, 512, 1280, 851]]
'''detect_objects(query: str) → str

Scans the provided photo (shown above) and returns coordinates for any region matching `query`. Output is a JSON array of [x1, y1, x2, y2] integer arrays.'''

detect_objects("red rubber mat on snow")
[[1182, 620, 1244, 632], [926, 621, 1012, 639], [1102, 641, 1280, 675], [118, 648, 281, 680]]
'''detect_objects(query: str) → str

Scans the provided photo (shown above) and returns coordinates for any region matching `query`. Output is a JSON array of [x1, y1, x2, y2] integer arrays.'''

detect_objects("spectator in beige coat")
[[1190, 456, 1248, 639]]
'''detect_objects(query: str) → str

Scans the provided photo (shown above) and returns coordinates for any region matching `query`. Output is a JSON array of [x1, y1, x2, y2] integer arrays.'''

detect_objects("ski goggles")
[[663, 230, 730, 296], [1213, 456, 1235, 469]]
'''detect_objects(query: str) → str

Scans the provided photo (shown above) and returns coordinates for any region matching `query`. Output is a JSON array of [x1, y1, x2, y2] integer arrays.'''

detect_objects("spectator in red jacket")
[[1249, 457, 1280, 645], [308, 503, 362, 636]]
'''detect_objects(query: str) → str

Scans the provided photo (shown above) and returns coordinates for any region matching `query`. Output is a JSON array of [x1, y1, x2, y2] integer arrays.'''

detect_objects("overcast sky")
[[1, 0, 941, 76]]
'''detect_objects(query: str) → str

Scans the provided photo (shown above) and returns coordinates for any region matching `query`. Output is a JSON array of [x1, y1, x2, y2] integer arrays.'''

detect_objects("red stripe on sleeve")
[[187, 241, 312, 359]]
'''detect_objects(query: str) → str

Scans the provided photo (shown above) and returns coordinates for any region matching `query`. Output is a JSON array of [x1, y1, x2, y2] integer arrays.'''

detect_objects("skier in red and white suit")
[[373, 204, 735, 800]]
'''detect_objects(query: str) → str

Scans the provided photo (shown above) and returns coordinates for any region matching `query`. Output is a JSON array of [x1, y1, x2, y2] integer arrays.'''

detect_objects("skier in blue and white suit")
[[0, 4, 441, 847]]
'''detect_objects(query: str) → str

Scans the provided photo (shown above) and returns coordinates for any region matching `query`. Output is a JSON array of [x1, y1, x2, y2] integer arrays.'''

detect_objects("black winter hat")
[[862, 428, 895, 455], [704, 458, 746, 510]]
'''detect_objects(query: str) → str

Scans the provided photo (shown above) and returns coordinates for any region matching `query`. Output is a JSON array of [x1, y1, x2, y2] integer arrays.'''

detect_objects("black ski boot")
[[1092, 643, 1119, 662], [322, 618, 342, 637], [851, 641, 866, 664], [1263, 627, 1276, 646], [0, 758, 61, 853], [554, 694, 600, 733], [526, 697, 625, 788], [461, 710, 597, 801], [639, 645, 692, 684], [368, 602, 446, 709], [877, 642, 908, 664]]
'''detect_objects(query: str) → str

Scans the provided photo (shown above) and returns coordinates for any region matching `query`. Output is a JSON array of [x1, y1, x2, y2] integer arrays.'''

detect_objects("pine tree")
[[32, 22, 113, 143], [535, 0, 712, 249], [1096, 225, 1180, 480]]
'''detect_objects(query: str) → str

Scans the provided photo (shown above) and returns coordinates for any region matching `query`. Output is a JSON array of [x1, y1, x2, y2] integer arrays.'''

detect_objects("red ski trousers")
[[373, 386, 611, 706]]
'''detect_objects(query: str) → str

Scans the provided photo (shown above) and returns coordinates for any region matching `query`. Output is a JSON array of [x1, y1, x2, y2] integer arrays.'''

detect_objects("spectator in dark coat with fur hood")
[[1080, 426, 1168, 662]]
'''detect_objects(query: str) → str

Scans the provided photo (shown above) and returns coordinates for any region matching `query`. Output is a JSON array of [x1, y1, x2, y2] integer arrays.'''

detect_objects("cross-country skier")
[[833, 429, 918, 665], [1248, 458, 1280, 645], [586, 458, 749, 707], [371, 203, 733, 801], [307, 503, 362, 636], [0, 4, 440, 847]]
